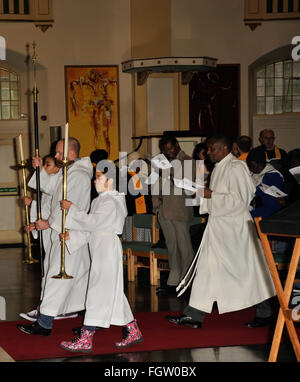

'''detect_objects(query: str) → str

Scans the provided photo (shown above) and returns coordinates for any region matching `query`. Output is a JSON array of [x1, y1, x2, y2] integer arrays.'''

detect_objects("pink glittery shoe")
[[60, 329, 95, 353], [114, 319, 143, 349]]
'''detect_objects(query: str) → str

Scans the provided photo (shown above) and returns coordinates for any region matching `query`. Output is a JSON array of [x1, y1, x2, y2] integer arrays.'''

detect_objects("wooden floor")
[[0, 246, 298, 363]]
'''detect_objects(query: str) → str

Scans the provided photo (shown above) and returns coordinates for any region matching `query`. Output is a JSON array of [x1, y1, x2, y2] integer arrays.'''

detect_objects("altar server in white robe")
[[19, 155, 62, 320], [59, 162, 143, 353], [166, 135, 276, 329], [17, 138, 93, 336]]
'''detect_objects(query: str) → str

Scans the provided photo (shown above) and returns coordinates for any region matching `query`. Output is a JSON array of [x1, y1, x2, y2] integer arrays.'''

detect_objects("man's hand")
[[203, 188, 212, 199], [24, 223, 35, 233], [32, 156, 43, 170], [35, 219, 50, 231], [22, 196, 32, 206], [60, 200, 72, 210], [196, 187, 212, 199], [59, 232, 70, 241]]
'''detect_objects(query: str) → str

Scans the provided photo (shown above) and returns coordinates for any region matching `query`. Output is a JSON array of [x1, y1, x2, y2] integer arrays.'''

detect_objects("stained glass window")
[[255, 60, 300, 115], [0, 68, 20, 120]]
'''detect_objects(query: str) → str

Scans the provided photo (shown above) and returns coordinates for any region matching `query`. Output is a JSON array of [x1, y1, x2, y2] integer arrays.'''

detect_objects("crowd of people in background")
[[16, 128, 300, 353]]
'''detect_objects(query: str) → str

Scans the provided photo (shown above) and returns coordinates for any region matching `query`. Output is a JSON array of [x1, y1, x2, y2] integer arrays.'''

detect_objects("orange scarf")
[[238, 152, 248, 161], [265, 145, 281, 160], [128, 171, 146, 214]]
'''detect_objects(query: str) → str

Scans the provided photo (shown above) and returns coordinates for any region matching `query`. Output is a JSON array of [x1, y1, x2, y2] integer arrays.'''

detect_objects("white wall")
[[171, 0, 300, 149], [0, 0, 132, 156]]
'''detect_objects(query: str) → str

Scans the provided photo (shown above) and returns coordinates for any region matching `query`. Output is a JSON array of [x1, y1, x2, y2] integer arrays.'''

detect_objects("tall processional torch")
[[17, 134, 38, 264], [52, 123, 73, 279], [32, 42, 45, 276]]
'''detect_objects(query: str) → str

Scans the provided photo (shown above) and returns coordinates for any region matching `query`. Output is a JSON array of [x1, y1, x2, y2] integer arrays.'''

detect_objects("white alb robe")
[[177, 153, 276, 314], [28, 172, 60, 298], [37, 158, 93, 317], [65, 190, 134, 327]]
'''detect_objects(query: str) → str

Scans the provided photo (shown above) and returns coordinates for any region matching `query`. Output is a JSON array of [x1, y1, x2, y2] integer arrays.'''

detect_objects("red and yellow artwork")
[[65, 66, 119, 159]]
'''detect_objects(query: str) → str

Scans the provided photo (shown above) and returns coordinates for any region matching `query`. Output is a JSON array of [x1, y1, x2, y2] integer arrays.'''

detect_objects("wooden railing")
[[0, 0, 53, 31], [244, 0, 300, 29]]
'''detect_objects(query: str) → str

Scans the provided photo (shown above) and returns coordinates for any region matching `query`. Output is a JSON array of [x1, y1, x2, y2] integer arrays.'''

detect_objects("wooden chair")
[[122, 213, 157, 283], [255, 216, 300, 362], [271, 239, 300, 282]]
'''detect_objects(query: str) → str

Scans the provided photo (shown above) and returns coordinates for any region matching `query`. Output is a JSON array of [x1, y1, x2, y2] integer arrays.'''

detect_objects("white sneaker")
[[19, 308, 39, 322], [54, 312, 78, 320]]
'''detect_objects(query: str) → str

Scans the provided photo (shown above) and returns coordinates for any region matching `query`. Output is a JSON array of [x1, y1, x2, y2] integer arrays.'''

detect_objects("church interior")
[[0, 0, 300, 364]]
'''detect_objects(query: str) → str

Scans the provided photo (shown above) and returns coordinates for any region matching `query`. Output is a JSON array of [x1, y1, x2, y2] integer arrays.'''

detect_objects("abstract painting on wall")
[[65, 65, 119, 159]]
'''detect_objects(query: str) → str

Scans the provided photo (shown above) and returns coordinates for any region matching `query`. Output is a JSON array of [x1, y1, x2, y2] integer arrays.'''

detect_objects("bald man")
[[259, 129, 288, 177]]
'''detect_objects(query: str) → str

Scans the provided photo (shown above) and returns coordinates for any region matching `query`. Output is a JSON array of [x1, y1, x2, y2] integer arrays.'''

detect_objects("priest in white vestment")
[[166, 135, 276, 329]]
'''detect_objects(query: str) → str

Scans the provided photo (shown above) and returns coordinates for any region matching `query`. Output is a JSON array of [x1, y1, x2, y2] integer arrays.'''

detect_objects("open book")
[[151, 154, 173, 170], [289, 166, 300, 184], [173, 177, 205, 193], [259, 183, 287, 198]]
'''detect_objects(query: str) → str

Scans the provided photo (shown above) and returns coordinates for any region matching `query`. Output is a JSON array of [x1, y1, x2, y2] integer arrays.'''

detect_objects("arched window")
[[255, 60, 300, 115], [0, 67, 20, 120]]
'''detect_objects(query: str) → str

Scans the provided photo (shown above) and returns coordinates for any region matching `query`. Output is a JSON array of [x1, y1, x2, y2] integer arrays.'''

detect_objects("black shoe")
[[245, 316, 274, 328], [165, 314, 202, 329], [72, 326, 105, 335], [17, 322, 51, 336]]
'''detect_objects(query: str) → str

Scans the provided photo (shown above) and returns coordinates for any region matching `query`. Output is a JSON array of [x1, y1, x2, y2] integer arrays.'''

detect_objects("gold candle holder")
[[52, 158, 74, 279], [19, 160, 39, 265]]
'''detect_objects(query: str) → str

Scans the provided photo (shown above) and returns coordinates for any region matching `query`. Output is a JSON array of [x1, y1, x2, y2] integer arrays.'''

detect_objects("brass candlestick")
[[19, 161, 39, 264], [52, 158, 74, 279]]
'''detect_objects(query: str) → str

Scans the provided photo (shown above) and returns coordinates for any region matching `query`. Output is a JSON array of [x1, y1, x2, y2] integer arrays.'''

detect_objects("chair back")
[[132, 214, 158, 242]]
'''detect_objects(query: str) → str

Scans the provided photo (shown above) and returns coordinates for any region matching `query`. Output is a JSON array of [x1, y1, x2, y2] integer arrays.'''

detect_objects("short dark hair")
[[90, 149, 108, 164], [246, 146, 266, 166], [158, 135, 179, 152], [192, 142, 207, 160], [42, 154, 56, 165], [237, 136, 252, 153], [206, 134, 233, 152]]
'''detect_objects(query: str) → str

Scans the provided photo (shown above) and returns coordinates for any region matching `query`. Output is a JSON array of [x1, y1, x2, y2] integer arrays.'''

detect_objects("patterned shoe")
[[60, 329, 95, 353], [114, 319, 143, 349]]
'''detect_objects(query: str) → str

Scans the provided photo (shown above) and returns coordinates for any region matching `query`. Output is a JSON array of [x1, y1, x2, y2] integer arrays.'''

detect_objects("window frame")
[[254, 59, 300, 116], [0, 64, 21, 121]]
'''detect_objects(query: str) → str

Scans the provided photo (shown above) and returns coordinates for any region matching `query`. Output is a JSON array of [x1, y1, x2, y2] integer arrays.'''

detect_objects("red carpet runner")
[[0, 308, 297, 361]]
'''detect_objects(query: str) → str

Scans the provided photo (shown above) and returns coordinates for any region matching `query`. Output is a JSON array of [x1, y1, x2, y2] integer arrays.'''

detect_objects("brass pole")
[[52, 159, 73, 279], [20, 161, 39, 264]]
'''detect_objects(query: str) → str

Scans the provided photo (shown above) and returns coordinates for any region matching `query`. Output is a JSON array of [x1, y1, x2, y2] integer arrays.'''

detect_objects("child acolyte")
[[59, 161, 143, 353]]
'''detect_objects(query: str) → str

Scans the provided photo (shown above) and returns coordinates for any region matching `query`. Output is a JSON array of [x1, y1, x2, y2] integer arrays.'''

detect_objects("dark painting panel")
[[189, 64, 240, 140]]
